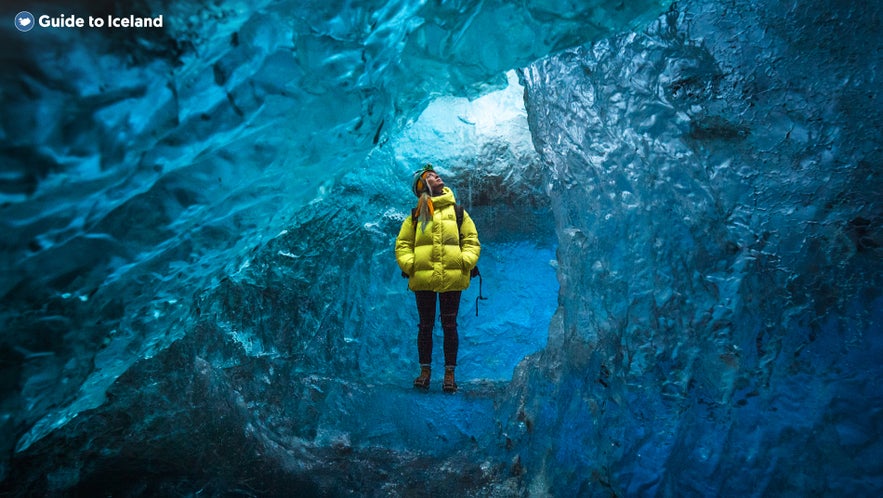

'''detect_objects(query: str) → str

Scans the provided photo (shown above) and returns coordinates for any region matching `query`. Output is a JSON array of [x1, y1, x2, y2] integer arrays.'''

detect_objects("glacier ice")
[[1, 0, 882, 495], [506, 0, 883, 495]]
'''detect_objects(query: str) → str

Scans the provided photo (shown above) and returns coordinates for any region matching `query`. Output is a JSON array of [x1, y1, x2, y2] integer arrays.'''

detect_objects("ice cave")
[[1, 0, 881, 496]]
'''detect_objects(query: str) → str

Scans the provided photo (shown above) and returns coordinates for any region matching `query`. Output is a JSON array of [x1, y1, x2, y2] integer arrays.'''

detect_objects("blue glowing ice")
[[1, 0, 881, 495]]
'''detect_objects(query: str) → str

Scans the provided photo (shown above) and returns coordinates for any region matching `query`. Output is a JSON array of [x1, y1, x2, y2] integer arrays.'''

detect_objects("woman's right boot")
[[413, 365, 431, 390]]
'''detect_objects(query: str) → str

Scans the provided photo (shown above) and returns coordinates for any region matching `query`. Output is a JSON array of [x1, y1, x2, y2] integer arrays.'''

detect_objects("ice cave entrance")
[[391, 70, 558, 383]]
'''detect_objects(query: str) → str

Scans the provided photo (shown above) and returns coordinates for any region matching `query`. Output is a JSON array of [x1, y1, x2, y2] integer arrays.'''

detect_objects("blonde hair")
[[415, 191, 434, 232]]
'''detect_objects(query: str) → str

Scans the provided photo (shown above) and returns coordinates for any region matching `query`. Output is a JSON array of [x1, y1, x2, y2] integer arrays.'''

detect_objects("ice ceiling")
[[1, 0, 882, 496]]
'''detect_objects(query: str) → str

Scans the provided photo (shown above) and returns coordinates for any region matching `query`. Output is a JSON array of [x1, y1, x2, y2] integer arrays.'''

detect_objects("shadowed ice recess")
[[1, 0, 882, 496]]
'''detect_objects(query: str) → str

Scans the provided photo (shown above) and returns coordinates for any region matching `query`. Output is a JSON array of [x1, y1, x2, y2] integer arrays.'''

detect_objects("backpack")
[[401, 204, 480, 279]]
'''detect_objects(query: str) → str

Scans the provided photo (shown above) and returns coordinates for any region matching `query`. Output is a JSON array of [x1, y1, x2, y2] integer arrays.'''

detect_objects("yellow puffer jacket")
[[395, 187, 481, 292]]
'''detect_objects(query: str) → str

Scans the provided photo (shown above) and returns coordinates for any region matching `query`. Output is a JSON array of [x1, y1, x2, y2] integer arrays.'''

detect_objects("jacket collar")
[[432, 187, 456, 208]]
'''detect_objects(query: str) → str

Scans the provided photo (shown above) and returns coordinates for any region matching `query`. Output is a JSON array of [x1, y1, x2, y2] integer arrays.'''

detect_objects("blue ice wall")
[[1, 0, 881, 495], [507, 0, 883, 495]]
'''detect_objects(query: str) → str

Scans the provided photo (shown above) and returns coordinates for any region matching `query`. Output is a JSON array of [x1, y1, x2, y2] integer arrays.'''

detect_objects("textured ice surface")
[[2, 0, 882, 495], [507, 0, 883, 495]]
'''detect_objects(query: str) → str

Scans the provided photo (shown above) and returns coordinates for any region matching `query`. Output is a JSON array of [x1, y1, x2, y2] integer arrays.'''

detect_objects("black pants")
[[415, 290, 461, 367]]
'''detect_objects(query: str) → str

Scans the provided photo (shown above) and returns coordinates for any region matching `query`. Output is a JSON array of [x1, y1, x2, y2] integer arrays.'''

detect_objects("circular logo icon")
[[15, 11, 35, 32]]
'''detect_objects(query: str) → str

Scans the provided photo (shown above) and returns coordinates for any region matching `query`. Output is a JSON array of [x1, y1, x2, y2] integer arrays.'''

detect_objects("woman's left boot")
[[442, 366, 457, 393]]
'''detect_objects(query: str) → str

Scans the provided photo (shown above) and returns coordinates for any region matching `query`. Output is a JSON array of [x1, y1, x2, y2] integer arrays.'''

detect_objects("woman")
[[395, 164, 481, 393]]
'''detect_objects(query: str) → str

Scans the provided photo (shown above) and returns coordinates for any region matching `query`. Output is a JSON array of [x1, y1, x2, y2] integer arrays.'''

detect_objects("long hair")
[[415, 191, 434, 232]]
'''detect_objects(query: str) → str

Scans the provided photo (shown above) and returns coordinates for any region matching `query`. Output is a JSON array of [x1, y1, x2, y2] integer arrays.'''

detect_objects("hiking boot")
[[442, 366, 457, 394], [413, 365, 431, 390]]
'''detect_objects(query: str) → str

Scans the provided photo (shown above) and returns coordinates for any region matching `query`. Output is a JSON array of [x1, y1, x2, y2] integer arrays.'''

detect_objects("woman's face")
[[423, 171, 445, 193]]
